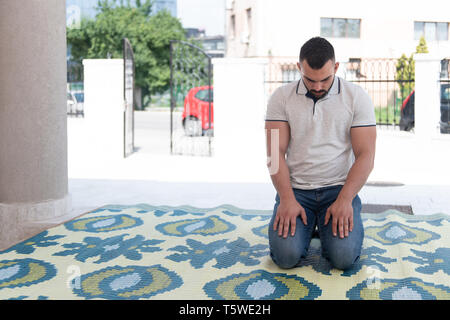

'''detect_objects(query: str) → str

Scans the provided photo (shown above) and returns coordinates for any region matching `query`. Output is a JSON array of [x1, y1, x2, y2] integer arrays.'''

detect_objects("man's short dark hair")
[[299, 37, 335, 69]]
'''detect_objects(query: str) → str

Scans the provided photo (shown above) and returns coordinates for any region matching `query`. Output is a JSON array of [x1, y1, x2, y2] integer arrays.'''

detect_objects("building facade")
[[226, 0, 450, 60], [225, 0, 450, 113]]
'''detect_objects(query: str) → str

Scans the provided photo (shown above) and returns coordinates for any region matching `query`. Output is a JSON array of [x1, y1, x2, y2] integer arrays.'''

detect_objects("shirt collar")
[[296, 75, 341, 96]]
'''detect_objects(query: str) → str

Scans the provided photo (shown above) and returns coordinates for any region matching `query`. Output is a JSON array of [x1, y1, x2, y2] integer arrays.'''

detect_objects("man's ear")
[[297, 62, 302, 72], [334, 61, 340, 73]]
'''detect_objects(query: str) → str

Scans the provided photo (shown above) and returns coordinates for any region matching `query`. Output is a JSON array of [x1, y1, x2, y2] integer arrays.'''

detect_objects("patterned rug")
[[0, 204, 449, 300]]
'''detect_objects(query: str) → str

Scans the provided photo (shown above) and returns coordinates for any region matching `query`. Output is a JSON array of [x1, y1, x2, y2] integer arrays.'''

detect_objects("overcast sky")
[[177, 0, 226, 36]]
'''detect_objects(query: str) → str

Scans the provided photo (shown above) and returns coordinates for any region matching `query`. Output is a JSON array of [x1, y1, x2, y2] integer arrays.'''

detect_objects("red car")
[[182, 86, 214, 136]]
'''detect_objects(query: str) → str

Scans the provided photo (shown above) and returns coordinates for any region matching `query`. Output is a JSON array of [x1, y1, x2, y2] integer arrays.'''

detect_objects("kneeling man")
[[265, 37, 376, 270]]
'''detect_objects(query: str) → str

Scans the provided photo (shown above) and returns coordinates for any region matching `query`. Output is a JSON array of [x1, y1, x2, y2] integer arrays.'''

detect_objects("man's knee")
[[270, 248, 302, 269], [329, 253, 359, 270], [327, 245, 361, 270], [269, 235, 305, 269]]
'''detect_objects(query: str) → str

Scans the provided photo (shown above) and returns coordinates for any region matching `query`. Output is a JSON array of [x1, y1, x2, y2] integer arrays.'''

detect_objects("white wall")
[[213, 58, 268, 174], [414, 54, 442, 137], [83, 59, 125, 160]]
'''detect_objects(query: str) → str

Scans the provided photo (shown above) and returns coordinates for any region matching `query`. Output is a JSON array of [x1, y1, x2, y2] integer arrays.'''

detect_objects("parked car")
[[442, 85, 450, 133], [399, 91, 415, 131], [182, 86, 214, 136], [67, 92, 77, 114], [73, 92, 84, 117], [399, 84, 450, 133], [67, 91, 84, 117]]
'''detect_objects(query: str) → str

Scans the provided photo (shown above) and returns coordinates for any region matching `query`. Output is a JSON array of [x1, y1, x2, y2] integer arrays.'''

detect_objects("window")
[[415, 21, 449, 41], [203, 41, 216, 51], [230, 14, 236, 39], [195, 89, 213, 103], [333, 18, 346, 37], [347, 19, 360, 38], [202, 38, 225, 52], [437, 22, 449, 41], [442, 86, 450, 101], [321, 18, 332, 37], [424, 22, 436, 40], [414, 22, 424, 40], [320, 18, 360, 38], [246, 8, 252, 38]]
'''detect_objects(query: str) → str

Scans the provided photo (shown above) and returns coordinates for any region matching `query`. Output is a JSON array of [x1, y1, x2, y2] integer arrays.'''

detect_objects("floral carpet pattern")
[[0, 204, 449, 300]]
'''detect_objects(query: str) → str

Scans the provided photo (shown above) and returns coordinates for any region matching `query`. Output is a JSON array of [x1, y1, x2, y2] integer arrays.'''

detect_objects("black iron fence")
[[67, 60, 85, 117], [264, 57, 415, 129], [67, 60, 83, 83], [66, 88, 84, 117], [344, 59, 414, 128], [169, 40, 213, 157]]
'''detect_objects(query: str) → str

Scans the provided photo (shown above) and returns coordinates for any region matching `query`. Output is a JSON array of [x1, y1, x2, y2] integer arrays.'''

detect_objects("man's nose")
[[311, 82, 323, 91]]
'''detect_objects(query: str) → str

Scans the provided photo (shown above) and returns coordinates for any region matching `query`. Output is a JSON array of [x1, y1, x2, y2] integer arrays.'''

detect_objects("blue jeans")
[[268, 185, 364, 271]]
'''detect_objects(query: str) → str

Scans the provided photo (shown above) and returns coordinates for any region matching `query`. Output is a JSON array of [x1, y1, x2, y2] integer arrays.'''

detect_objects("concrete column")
[[212, 58, 269, 180], [0, 0, 70, 250], [414, 54, 442, 138]]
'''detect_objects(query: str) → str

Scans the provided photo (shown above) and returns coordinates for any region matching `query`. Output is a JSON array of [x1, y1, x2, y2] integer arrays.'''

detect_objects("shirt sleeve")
[[265, 86, 288, 122], [351, 86, 377, 128]]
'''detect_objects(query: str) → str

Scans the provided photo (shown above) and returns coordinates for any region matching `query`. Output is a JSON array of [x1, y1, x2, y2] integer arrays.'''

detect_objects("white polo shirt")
[[265, 76, 376, 190]]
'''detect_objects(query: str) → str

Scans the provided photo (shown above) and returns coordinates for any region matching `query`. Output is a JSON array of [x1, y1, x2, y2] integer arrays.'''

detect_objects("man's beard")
[[309, 76, 335, 98], [310, 89, 328, 98]]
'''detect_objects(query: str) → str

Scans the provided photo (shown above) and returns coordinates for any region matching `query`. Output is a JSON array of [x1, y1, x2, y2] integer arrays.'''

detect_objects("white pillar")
[[414, 54, 442, 138], [0, 0, 70, 250], [212, 58, 268, 178], [83, 59, 125, 160]]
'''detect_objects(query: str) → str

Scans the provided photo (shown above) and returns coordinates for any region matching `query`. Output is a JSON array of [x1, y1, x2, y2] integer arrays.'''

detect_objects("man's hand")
[[324, 198, 354, 238], [273, 199, 307, 238]]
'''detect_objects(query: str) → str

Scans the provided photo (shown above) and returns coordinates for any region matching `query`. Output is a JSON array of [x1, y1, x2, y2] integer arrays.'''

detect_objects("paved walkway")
[[67, 112, 450, 219]]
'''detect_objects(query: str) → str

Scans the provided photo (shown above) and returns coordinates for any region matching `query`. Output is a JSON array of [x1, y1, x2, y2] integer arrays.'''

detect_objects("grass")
[[374, 106, 401, 125]]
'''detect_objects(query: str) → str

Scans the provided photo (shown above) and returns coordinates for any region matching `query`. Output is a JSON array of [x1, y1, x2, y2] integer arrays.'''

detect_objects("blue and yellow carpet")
[[0, 204, 449, 300]]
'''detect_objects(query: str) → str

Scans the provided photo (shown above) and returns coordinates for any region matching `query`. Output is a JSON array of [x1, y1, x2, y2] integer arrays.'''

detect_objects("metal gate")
[[169, 40, 213, 157], [67, 60, 84, 117], [342, 59, 414, 129], [264, 57, 415, 129], [123, 38, 135, 158]]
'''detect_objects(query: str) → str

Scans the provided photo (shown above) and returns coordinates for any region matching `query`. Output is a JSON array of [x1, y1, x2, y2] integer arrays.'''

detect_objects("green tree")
[[416, 36, 429, 54], [396, 53, 415, 100], [67, 0, 186, 102], [395, 36, 429, 100]]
